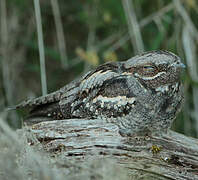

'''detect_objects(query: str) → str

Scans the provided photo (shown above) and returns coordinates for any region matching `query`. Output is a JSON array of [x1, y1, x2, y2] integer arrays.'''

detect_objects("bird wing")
[[10, 62, 122, 120], [14, 90, 62, 109], [59, 62, 126, 118], [10, 77, 79, 110]]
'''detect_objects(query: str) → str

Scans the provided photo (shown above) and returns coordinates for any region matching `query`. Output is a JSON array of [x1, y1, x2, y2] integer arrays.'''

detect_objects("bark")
[[23, 118, 198, 180]]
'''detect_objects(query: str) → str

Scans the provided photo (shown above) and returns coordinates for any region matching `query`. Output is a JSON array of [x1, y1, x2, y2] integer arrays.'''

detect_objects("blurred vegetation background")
[[0, 0, 198, 137]]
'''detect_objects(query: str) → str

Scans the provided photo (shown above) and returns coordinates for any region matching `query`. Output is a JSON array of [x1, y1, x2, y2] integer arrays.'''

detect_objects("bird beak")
[[179, 63, 186, 69], [173, 62, 186, 69]]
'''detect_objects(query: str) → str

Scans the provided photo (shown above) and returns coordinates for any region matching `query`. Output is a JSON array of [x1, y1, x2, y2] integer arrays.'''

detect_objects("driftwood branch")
[[20, 118, 198, 180]]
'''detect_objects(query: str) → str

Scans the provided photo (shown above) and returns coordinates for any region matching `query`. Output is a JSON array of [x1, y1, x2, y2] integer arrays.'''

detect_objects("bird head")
[[123, 50, 185, 90]]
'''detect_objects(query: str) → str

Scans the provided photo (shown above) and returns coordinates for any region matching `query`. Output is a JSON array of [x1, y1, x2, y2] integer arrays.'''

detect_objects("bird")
[[13, 50, 185, 136]]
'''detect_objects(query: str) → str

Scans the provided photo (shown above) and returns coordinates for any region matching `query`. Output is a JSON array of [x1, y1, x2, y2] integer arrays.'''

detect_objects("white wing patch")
[[92, 95, 136, 108], [80, 70, 118, 92]]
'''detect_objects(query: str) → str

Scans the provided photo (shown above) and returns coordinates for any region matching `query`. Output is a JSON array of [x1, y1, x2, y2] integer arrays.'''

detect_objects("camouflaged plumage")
[[14, 50, 185, 136]]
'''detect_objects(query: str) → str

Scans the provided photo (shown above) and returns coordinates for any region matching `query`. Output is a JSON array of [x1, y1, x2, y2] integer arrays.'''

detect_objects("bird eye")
[[134, 65, 157, 77], [142, 65, 156, 73]]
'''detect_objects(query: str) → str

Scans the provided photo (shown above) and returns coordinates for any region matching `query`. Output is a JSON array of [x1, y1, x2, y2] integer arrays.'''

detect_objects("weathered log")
[[22, 118, 198, 180]]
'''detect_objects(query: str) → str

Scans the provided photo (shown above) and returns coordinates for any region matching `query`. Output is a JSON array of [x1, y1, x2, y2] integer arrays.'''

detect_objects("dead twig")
[[33, 0, 47, 95], [50, 0, 68, 68], [174, 0, 198, 42], [121, 0, 144, 54]]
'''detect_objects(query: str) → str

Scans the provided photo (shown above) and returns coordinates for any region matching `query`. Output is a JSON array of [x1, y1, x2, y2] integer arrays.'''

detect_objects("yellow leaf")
[[103, 51, 118, 62], [86, 50, 99, 66], [184, 0, 196, 9], [103, 12, 112, 23], [76, 47, 87, 60], [76, 47, 99, 66]]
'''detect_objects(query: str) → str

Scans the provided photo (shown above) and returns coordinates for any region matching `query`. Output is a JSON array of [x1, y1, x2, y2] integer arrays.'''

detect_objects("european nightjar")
[[13, 50, 185, 136]]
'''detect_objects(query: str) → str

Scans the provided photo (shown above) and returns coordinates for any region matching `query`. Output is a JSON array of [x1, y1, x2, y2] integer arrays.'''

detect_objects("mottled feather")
[[12, 50, 185, 135]]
